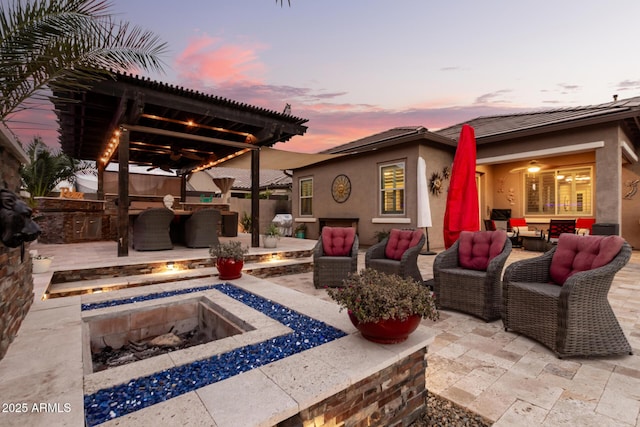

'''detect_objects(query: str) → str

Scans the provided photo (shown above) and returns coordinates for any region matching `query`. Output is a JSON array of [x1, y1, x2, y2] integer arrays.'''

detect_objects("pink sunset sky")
[[6, 1, 640, 154]]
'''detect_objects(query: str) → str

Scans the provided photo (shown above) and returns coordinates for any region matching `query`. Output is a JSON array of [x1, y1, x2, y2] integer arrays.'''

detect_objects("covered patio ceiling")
[[53, 72, 309, 174]]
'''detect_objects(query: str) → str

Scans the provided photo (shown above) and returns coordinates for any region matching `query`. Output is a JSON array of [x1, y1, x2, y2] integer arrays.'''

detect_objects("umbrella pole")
[[420, 227, 436, 255]]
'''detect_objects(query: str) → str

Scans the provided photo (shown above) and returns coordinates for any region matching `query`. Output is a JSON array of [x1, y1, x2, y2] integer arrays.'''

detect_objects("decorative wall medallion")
[[442, 166, 451, 180], [429, 172, 444, 195], [624, 179, 639, 200], [331, 174, 351, 203]]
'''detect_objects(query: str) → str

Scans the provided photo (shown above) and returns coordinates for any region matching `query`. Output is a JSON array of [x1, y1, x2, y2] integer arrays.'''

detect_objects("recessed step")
[[45, 254, 313, 299]]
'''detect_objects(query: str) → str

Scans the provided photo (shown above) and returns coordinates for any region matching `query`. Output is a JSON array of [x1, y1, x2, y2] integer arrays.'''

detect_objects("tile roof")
[[321, 126, 454, 154], [191, 167, 291, 191], [435, 96, 640, 143]]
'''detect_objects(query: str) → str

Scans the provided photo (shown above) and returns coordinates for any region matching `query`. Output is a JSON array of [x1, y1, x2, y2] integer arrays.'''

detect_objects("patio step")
[[44, 255, 313, 299]]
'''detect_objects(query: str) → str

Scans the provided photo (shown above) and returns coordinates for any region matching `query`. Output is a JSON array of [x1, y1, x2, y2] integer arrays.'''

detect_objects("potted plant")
[[294, 223, 307, 239], [210, 241, 249, 280], [239, 211, 252, 233], [31, 254, 54, 274], [263, 223, 281, 249], [327, 269, 439, 344], [373, 229, 390, 243]]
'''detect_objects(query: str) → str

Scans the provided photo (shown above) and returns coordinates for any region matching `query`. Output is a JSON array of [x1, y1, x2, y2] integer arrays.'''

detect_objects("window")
[[524, 167, 592, 216], [380, 162, 405, 214], [299, 177, 313, 215]]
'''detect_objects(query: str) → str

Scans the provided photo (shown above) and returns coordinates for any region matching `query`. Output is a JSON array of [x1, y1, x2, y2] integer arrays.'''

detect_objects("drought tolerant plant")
[[209, 241, 248, 261], [327, 269, 439, 324]]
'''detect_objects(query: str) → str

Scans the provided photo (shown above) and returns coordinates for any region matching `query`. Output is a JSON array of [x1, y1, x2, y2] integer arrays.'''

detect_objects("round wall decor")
[[331, 174, 351, 203]]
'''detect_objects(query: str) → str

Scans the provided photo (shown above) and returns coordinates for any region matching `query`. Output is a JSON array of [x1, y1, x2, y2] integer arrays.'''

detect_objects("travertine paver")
[[2, 237, 640, 426]]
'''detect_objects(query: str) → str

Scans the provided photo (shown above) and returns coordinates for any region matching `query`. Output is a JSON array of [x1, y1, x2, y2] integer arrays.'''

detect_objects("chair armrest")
[[365, 237, 388, 264], [433, 240, 460, 271], [503, 247, 555, 283], [485, 238, 512, 280], [350, 234, 359, 259], [312, 239, 324, 262]]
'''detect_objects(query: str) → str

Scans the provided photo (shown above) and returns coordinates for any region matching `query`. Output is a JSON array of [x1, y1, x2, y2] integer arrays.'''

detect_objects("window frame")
[[524, 166, 593, 216], [299, 177, 313, 216], [379, 161, 406, 216]]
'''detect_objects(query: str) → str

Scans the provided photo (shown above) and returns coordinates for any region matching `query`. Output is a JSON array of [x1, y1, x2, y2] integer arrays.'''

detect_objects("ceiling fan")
[[146, 161, 175, 174], [509, 160, 551, 174]]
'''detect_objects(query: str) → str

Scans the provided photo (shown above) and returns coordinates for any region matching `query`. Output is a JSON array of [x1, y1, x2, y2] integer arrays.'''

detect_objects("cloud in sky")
[[174, 35, 266, 85], [1, 34, 589, 155]]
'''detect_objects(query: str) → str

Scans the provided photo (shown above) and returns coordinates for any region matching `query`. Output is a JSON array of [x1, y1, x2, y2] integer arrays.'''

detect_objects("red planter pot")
[[348, 312, 422, 344], [216, 258, 244, 280]]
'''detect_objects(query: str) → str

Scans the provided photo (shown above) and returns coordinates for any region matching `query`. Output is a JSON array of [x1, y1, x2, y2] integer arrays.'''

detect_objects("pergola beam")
[[122, 124, 259, 150]]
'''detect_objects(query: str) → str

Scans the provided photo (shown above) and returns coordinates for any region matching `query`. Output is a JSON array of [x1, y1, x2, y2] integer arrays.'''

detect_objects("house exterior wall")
[[292, 142, 454, 248], [622, 161, 640, 249], [478, 122, 640, 248]]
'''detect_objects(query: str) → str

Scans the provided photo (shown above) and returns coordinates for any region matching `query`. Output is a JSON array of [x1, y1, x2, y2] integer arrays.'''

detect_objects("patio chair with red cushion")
[[432, 230, 512, 322], [313, 226, 358, 288], [575, 217, 596, 235], [546, 219, 576, 244], [365, 228, 425, 283], [503, 233, 632, 358]]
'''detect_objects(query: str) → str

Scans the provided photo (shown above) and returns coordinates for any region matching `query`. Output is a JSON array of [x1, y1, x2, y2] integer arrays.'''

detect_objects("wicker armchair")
[[313, 227, 358, 288], [132, 208, 174, 251], [184, 208, 221, 248], [503, 233, 632, 358], [365, 229, 424, 283], [433, 230, 512, 322]]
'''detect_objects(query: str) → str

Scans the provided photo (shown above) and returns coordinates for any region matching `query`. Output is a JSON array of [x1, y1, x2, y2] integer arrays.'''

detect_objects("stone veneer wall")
[[35, 197, 109, 243], [0, 138, 34, 361], [279, 347, 427, 427]]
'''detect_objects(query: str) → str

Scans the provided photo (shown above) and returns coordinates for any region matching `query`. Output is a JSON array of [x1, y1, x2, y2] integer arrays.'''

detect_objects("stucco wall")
[[621, 163, 640, 249], [292, 143, 454, 248]]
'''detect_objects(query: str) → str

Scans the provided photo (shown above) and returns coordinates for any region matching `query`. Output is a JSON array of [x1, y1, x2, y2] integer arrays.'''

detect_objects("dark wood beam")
[[117, 129, 130, 257], [123, 124, 259, 150], [251, 149, 260, 247]]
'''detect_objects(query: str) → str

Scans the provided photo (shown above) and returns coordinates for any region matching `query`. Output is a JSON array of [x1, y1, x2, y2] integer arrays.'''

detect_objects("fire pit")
[[83, 296, 249, 373]]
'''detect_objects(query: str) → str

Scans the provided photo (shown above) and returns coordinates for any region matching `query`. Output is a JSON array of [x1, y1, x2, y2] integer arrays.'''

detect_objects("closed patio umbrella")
[[443, 124, 479, 248], [417, 156, 435, 255]]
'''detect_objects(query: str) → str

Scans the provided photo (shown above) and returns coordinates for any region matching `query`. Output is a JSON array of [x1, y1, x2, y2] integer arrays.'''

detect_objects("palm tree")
[[0, 0, 167, 120], [20, 136, 95, 206]]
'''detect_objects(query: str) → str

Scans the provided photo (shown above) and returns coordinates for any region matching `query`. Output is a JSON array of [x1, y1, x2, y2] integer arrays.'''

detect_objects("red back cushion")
[[550, 234, 624, 285], [322, 227, 355, 256], [458, 230, 508, 271], [384, 229, 423, 260], [575, 218, 596, 233], [509, 218, 527, 228]]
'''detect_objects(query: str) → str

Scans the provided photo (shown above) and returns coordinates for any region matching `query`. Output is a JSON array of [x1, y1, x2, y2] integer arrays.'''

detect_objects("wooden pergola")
[[53, 72, 308, 255]]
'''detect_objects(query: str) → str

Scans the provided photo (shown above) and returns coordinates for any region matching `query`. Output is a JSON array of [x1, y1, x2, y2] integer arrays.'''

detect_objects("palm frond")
[[0, 0, 167, 119]]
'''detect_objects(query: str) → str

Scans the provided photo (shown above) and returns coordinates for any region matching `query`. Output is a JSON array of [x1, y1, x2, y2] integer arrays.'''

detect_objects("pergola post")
[[117, 128, 130, 257], [251, 149, 260, 247]]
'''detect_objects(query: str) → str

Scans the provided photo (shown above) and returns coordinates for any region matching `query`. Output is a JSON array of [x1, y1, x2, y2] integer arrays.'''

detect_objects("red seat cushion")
[[458, 230, 508, 271], [321, 226, 355, 256], [550, 234, 624, 285], [384, 229, 423, 260], [509, 218, 527, 228]]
